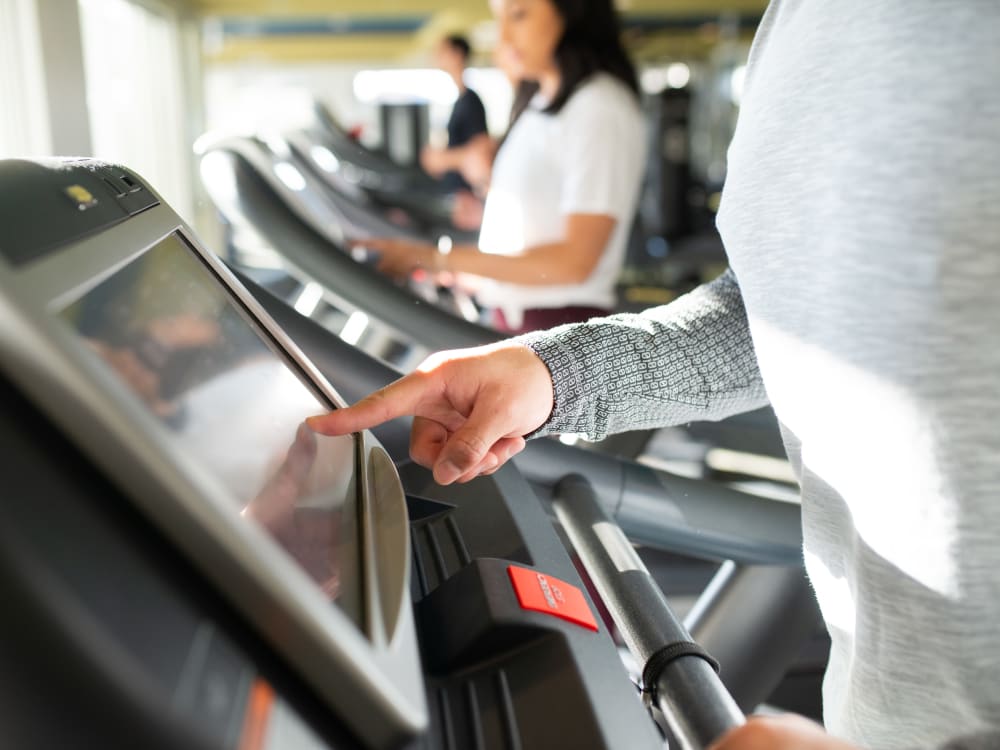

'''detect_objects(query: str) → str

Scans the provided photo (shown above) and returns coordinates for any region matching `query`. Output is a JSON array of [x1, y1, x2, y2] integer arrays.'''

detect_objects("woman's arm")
[[363, 212, 615, 285], [421, 133, 497, 189]]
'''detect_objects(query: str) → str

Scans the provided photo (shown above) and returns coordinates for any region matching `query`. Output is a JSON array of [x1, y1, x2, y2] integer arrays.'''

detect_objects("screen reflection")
[[60, 233, 362, 628]]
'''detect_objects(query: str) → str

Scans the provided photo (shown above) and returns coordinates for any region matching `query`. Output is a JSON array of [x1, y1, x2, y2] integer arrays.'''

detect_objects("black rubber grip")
[[642, 641, 721, 690]]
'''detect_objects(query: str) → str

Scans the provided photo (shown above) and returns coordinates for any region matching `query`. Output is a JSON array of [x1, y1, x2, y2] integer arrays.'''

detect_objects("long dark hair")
[[545, 0, 638, 113], [495, 0, 636, 152]]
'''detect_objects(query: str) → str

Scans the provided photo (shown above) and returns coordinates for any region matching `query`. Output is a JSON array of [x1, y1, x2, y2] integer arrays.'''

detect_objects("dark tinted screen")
[[59, 233, 362, 629]]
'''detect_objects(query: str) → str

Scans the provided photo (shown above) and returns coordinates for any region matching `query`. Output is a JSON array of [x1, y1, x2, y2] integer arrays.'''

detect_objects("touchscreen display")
[[59, 233, 362, 629]]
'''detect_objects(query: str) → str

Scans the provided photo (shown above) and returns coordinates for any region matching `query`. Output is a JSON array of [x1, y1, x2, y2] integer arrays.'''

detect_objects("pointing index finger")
[[306, 373, 429, 436]]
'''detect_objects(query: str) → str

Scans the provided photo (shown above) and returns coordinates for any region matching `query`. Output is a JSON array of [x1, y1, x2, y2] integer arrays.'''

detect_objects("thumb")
[[306, 374, 429, 436]]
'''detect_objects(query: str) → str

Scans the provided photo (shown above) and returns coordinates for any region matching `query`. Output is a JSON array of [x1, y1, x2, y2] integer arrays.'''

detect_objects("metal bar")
[[551, 474, 743, 750], [516, 439, 803, 566], [686, 563, 822, 713]]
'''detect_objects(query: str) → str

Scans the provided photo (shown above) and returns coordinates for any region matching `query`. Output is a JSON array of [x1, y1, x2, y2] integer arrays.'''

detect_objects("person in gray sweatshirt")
[[307, 2, 1000, 748]]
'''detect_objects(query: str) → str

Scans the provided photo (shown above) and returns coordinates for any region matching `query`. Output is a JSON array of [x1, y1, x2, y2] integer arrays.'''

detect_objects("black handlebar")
[[551, 474, 744, 750]]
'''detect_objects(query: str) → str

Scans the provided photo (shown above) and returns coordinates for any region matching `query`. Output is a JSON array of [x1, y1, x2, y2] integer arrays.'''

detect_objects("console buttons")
[[507, 565, 598, 631]]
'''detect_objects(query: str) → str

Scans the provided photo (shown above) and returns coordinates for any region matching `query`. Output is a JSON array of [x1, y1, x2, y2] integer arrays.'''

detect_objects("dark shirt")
[[442, 87, 487, 192]]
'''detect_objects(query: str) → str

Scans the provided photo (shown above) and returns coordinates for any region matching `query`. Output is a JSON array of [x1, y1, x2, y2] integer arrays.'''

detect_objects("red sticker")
[[507, 565, 598, 631]]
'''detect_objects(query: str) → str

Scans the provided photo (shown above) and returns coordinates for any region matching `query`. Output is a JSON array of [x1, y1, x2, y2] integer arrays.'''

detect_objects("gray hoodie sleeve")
[[514, 269, 768, 440]]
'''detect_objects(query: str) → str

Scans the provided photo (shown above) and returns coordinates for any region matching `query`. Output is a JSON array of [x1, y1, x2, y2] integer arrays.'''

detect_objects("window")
[[0, 0, 52, 157], [78, 0, 194, 220]]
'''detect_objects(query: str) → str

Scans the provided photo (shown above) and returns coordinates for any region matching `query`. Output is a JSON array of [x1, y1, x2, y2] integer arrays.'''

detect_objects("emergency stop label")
[[507, 565, 598, 631]]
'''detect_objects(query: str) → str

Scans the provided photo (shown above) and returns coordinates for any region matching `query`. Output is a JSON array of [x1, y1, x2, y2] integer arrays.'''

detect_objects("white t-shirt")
[[476, 73, 645, 326]]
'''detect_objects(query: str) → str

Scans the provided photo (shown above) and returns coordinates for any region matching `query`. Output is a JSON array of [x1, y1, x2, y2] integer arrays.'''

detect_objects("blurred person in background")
[[420, 34, 490, 196], [442, 40, 531, 230], [362, 0, 645, 333]]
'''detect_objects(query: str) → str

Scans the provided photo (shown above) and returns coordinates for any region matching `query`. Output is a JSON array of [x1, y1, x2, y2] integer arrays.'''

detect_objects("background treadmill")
[[308, 102, 448, 199], [1, 158, 823, 749], [197, 130, 793, 488]]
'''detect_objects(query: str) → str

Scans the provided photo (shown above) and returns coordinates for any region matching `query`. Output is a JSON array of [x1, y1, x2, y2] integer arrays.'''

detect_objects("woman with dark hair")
[[361, 0, 645, 333]]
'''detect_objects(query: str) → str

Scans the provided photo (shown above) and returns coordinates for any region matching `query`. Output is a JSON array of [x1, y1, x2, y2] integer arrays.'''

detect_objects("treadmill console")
[[0, 159, 665, 750]]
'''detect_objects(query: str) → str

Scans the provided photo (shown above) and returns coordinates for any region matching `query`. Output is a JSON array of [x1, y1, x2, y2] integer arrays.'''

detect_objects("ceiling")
[[189, 0, 766, 64]]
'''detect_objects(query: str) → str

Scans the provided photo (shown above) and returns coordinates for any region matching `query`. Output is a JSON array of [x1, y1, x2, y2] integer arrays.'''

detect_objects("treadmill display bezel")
[[0, 172, 426, 748], [56, 230, 369, 633]]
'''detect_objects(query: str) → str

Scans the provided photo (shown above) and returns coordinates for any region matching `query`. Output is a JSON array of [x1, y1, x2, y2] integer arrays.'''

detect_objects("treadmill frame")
[[0, 178, 427, 749]]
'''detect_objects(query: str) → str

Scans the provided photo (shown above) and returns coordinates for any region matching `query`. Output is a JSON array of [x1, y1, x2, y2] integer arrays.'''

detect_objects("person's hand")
[[709, 715, 859, 750], [352, 237, 436, 278], [307, 342, 555, 485], [420, 145, 449, 176], [451, 190, 485, 230], [459, 134, 496, 191]]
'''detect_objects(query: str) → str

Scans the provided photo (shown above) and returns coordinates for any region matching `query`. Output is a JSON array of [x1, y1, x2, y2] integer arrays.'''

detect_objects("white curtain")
[[78, 0, 193, 221], [0, 0, 52, 157]]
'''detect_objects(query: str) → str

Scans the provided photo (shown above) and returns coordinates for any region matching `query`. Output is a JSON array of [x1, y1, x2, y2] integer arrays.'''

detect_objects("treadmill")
[[0, 159, 816, 748], [309, 101, 447, 198], [198, 133, 792, 480], [197, 132, 496, 368], [276, 102, 477, 245]]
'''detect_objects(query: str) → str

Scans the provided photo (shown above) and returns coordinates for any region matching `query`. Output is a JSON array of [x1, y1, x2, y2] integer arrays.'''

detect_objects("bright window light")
[[0, 0, 51, 157], [667, 62, 691, 89], [641, 62, 690, 94], [199, 151, 238, 203], [78, 0, 192, 220], [640, 68, 668, 94], [353, 69, 457, 105]]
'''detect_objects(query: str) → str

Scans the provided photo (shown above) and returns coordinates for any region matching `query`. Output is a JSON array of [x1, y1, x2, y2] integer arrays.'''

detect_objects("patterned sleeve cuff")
[[507, 270, 765, 441], [513, 325, 592, 439]]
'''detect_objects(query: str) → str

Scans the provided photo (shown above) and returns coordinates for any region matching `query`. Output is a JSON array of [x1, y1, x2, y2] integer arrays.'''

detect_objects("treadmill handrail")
[[516, 439, 803, 566], [311, 102, 445, 195], [199, 133, 424, 244], [201, 143, 500, 352], [282, 132, 480, 246], [552, 474, 744, 750]]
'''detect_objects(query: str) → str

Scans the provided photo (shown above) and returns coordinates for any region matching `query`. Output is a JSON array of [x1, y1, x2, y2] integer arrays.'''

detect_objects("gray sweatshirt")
[[518, 2, 1000, 748]]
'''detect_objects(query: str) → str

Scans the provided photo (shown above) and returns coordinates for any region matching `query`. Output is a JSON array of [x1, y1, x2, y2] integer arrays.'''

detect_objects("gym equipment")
[[1, 158, 818, 749]]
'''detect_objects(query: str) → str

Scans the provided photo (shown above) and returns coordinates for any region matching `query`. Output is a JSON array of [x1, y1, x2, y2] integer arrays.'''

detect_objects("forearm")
[[514, 269, 768, 440], [443, 241, 593, 285], [434, 147, 466, 173]]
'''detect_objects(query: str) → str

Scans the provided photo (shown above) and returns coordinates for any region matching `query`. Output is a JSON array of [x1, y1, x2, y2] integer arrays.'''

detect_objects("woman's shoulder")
[[563, 73, 641, 117], [566, 71, 639, 110]]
